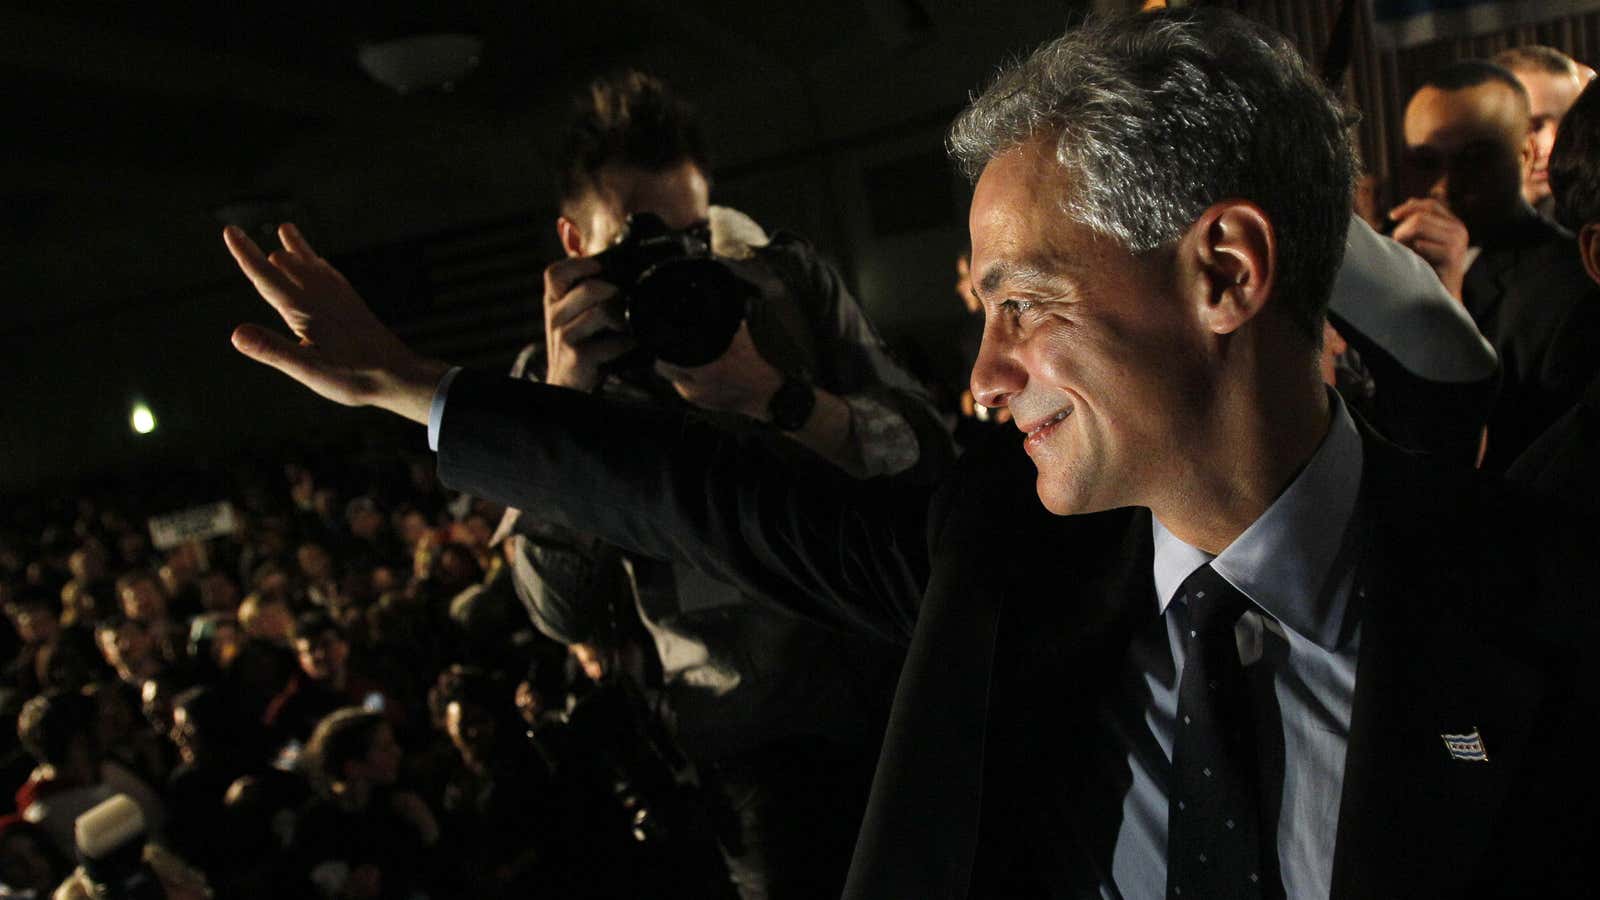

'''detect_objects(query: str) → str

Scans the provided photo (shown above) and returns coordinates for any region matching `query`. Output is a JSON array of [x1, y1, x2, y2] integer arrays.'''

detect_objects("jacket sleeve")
[[502, 515, 628, 646], [436, 370, 932, 646], [1328, 216, 1499, 465]]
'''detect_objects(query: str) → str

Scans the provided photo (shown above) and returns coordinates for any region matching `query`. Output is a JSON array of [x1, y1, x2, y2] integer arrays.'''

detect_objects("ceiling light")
[[357, 33, 483, 94]]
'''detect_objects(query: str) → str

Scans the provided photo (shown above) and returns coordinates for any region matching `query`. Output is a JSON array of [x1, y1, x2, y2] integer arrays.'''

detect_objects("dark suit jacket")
[[1462, 210, 1600, 471], [436, 370, 1598, 899]]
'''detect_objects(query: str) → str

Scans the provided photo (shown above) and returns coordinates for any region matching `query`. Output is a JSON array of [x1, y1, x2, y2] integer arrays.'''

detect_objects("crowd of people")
[[7, 5, 1600, 899], [0, 434, 764, 897]]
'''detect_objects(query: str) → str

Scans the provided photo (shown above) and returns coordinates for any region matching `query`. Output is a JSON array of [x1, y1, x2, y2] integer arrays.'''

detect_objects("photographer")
[[497, 71, 951, 900]]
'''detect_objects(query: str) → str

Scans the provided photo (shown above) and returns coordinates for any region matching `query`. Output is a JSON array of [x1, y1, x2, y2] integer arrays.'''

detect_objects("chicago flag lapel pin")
[[1441, 728, 1489, 762]]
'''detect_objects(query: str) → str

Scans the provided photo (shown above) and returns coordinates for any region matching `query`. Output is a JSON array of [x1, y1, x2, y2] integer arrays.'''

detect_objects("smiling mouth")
[[1023, 407, 1072, 448]]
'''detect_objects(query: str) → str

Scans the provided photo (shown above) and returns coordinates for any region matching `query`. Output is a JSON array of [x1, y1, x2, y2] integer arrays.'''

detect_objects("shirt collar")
[[1151, 391, 1365, 651]]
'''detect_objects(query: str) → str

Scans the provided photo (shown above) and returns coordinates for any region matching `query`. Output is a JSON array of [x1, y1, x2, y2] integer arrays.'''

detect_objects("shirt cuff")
[[427, 366, 463, 452]]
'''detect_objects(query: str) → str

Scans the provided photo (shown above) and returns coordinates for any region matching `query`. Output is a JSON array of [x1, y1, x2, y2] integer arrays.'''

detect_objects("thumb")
[[232, 324, 334, 391]]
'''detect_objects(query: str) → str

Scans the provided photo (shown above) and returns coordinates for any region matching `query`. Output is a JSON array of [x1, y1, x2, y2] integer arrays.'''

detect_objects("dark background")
[[7, 0, 1600, 495], [3, 0, 1087, 493]]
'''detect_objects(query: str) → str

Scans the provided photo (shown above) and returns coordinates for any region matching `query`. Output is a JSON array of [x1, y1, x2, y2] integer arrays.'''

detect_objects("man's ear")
[[1180, 200, 1276, 336], [1578, 223, 1600, 288], [556, 216, 585, 259]]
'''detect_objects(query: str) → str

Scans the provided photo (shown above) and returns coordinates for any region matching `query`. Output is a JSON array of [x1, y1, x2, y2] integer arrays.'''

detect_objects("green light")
[[131, 404, 156, 435]]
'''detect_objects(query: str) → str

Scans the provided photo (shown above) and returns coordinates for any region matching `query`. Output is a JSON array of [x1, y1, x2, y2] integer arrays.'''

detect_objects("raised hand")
[[224, 223, 447, 424], [1388, 198, 1472, 301]]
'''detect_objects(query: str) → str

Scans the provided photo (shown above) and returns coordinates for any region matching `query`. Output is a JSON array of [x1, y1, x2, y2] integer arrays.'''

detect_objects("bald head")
[[1402, 64, 1534, 237]]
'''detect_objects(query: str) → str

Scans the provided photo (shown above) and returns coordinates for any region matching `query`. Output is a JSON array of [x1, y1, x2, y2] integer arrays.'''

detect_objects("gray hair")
[[949, 9, 1355, 338]]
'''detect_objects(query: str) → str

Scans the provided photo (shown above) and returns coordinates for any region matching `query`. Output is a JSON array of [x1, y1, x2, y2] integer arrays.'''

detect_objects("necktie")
[[1166, 564, 1267, 899]]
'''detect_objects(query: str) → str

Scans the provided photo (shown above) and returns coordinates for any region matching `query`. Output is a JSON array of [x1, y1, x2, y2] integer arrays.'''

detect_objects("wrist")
[[739, 364, 786, 422], [764, 371, 817, 432], [374, 355, 451, 424]]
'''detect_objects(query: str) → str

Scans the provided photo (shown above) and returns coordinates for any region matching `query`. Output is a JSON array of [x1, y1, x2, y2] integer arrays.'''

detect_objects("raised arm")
[[223, 224, 447, 423], [224, 224, 931, 644]]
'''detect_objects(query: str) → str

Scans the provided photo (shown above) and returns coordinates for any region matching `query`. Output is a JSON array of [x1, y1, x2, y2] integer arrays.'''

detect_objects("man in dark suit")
[[221, 9, 1597, 898], [1397, 61, 1600, 469], [1511, 79, 1600, 506]]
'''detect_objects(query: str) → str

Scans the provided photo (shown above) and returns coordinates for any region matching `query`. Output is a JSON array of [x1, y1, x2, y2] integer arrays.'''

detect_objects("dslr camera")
[[591, 212, 759, 369]]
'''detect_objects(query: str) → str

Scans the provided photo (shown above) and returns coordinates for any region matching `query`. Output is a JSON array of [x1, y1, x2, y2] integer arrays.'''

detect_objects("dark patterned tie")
[[1166, 564, 1267, 899]]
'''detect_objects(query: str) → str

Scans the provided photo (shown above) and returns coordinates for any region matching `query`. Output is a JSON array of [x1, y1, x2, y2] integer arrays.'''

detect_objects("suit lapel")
[[1330, 439, 1545, 897]]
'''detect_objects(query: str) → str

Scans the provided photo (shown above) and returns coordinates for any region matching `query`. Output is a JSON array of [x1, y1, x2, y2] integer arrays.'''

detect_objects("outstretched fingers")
[[224, 226, 305, 322]]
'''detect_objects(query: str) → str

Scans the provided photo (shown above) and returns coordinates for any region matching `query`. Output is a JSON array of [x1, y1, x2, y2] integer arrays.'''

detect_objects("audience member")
[[262, 612, 389, 749], [1494, 45, 1586, 217], [0, 815, 67, 898], [498, 68, 938, 900], [294, 708, 436, 900], [13, 691, 164, 857], [1509, 78, 1600, 503], [1399, 59, 1600, 467]]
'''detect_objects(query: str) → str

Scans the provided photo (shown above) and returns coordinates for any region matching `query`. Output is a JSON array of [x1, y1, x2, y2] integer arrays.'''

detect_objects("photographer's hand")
[[656, 322, 782, 417], [660, 324, 869, 477], [1388, 198, 1470, 301], [225, 224, 447, 424], [543, 257, 637, 392]]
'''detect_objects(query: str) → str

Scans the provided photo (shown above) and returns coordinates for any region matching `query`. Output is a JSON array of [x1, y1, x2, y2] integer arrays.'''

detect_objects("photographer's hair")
[[1550, 81, 1600, 230], [304, 707, 385, 797], [1493, 45, 1581, 81], [557, 70, 711, 218], [947, 9, 1356, 340]]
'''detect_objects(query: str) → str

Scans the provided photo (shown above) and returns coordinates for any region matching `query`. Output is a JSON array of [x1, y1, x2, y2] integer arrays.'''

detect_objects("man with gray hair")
[[222, 8, 1594, 898]]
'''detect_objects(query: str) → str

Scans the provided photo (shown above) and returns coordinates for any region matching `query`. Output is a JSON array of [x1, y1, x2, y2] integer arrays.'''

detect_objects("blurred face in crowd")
[[560, 160, 710, 258], [242, 595, 294, 645], [198, 571, 240, 613], [91, 684, 141, 755], [1402, 81, 1533, 237], [296, 542, 335, 582], [8, 602, 58, 646], [1508, 64, 1584, 207], [967, 142, 1206, 516], [396, 510, 430, 551], [445, 699, 497, 774], [117, 532, 149, 567], [0, 828, 60, 893], [348, 505, 384, 541], [67, 546, 106, 585], [295, 629, 349, 683], [119, 575, 168, 624], [348, 723, 402, 787], [141, 678, 175, 736], [99, 620, 158, 681]]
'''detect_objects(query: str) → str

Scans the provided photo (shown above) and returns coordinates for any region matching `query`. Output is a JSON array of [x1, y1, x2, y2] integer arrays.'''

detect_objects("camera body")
[[592, 212, 756, 369]]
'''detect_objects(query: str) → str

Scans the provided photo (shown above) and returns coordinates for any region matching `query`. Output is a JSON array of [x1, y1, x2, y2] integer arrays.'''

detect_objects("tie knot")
[[1179, 564, 1252, 636]]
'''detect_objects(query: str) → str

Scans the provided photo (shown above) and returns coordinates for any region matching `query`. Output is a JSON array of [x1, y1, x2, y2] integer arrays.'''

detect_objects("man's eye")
[[1000, 299, 1035, 319]]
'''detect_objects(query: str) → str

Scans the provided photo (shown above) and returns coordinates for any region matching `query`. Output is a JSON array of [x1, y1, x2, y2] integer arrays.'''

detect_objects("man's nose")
[[970, 324, 1024, 412]]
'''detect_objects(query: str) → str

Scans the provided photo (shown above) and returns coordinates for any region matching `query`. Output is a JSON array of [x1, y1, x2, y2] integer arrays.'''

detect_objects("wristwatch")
[[766, 372, 816, 432]]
